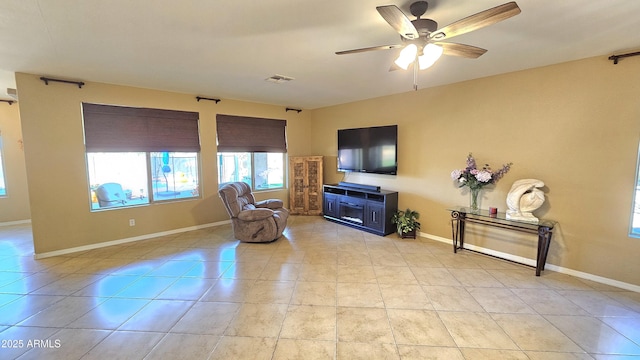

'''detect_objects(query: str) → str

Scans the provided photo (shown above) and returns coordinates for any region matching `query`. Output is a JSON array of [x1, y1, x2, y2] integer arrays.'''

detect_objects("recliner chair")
[[218, 182, 289, 243]]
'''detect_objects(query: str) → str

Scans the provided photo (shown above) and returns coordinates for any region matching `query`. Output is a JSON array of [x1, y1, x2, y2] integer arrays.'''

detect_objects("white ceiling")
[[0, 0, 638, 109]]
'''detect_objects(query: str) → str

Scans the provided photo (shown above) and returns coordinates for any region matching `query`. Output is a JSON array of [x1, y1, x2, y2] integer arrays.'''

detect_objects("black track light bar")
[[286, 107, 302, 113], [0, 99, 14, 105]]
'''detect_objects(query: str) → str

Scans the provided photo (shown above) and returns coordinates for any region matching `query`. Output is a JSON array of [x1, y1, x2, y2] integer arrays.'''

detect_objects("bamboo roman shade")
[[82, 103, 200, 152], [216, 114, 287, 152]]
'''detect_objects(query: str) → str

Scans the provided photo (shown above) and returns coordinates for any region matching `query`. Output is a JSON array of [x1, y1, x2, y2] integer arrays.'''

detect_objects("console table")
[[448, 207, 556, 276]]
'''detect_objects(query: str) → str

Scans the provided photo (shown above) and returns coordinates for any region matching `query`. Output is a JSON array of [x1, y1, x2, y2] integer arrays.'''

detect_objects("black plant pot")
[[401, 229, 416, 239]]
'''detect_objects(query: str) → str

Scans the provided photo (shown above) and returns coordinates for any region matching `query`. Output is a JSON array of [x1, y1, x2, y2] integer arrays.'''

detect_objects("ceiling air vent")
[[265, 74, 294, 84]]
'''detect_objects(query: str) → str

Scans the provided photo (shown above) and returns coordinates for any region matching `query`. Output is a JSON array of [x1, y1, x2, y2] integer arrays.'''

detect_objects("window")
[[0, 135, 5, 196], [216, 114, 287, 191], [631, 145, 640, 237], [87, 152, 199, 210], [83, 103, 200, 210], [150, 152, 199, 199], [88, 152, 149, 209], [218, 152, 284, 190]]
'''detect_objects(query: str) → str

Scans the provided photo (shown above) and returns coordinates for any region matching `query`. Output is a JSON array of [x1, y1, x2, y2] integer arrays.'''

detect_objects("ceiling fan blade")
[[437, 42, 487, 59], [336, 44, 403, 55], [430, 2, 521, 41], [376, 5, 419, 40]]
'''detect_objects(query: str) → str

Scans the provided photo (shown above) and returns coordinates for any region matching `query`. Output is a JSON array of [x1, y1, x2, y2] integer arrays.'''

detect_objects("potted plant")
[[391, 208, 421, 239]]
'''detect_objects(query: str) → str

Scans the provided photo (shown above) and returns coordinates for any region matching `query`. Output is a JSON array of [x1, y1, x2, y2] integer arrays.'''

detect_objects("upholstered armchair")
[[95, 183, 127, 208], [218, 182, 289, 243]]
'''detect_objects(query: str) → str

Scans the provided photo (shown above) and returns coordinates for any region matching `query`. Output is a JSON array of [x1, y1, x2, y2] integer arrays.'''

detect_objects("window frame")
[[629, 143, 640, 238], [82, 102, 202, 212], [0, 134, 6, 197], [87, 151, 201, 211], [217, 151, 286, 192], [149, 151, 201, 203], [215, 114, 288, 192]]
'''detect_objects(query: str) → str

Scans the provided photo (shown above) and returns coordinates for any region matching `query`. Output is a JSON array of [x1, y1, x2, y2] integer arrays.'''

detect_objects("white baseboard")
[[0, 219, 32, 227], [420, 231, 640, 293], [34, 220, 231, 259]]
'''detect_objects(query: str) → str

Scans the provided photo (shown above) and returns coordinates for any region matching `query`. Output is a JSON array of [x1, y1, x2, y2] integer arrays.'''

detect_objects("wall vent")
[[265, 74, 294, 84], [7, 88, 17, 100]]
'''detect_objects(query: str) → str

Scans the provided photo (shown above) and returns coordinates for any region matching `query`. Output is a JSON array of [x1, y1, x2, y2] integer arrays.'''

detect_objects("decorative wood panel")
[[289, 156, 323, 215]]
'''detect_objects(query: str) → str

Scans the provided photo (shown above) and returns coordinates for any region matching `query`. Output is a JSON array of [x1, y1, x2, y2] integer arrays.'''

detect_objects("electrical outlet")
[[129, 219, 135, 226]]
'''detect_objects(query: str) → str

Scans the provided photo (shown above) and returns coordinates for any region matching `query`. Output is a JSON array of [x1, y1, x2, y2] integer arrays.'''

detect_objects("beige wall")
[[15, 72, 312, 254], [0, 100, 30, 222], [14, 54, 640, 286], [311, 55, 640, 286]]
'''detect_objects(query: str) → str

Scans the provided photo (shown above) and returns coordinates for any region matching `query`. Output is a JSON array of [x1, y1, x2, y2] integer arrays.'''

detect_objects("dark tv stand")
[[323, 184, 398, 236]]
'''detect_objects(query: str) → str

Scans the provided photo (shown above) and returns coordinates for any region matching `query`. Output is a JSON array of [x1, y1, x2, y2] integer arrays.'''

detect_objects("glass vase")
[[470, 187, 480, 212]]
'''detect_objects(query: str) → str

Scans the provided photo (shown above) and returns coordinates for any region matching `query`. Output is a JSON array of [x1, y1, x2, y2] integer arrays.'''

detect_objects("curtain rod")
[[609, 51, 640, 64], [40, 76, 85, 88], [196, 96, 221, 103]]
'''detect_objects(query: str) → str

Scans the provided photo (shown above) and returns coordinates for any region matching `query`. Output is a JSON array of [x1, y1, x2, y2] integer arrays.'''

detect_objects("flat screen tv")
[[337, 125, 398, 175]]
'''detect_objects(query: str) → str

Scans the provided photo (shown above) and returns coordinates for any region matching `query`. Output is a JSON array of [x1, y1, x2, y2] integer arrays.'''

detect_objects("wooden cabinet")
[[289, 156, 323, 215]]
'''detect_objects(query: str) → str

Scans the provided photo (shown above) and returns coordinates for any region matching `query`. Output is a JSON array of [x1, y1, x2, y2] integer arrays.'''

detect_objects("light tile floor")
[[0, 216, 639, 359]]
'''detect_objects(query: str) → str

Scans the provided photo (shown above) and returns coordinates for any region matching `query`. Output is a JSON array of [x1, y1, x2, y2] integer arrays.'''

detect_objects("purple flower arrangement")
[[451, 153, 513, 190]]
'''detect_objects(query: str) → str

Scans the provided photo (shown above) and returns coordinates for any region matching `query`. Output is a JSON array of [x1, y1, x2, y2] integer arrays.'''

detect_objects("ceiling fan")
[[336, 1, 521, 90]]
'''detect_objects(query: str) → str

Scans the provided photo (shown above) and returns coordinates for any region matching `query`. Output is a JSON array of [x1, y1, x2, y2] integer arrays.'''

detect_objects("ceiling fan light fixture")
[[418, 43, 443, 70], [394, 44, 418, 70]]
